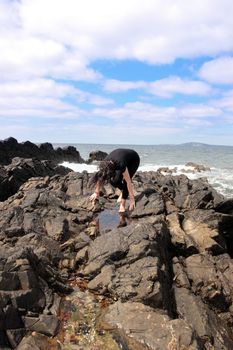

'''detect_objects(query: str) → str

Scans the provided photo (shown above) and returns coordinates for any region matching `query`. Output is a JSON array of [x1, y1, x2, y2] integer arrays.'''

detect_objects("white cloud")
[[147, 77, 212, 97], [0, 79, 73, 97], [0, 96, 227, 143], [50, 54, 102, 82], [104, 80, 146, 93], [92, 102, 177, 124], [59, 122, 183, 144], [104, 77, 212, 97], [0, 36, 64, 80], [179, 104, 222, 118], [0, 96, 84, 118], [211, 89, 233, 111], [0, 78, 113, 104], [0, 36, 100, 82], [0, 78, 113, 120], [18, 0, 233, 64], [92, 101, 222, 127], [0, 1, 20, 33], [184, 119, 213, 127], [199, 57, 233, 84], [1, 0, 233, 83]]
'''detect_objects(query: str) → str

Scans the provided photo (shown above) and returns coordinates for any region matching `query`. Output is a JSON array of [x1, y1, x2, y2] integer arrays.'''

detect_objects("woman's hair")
[[89, 160, 116, 188]]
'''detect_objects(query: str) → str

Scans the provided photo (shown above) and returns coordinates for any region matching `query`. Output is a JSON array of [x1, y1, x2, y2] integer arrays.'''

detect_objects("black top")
[[105, 149, 140, 187]]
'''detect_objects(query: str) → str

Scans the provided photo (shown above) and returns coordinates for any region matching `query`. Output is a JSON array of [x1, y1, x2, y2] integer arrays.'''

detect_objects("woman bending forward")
[[90, 149, 140, 212]]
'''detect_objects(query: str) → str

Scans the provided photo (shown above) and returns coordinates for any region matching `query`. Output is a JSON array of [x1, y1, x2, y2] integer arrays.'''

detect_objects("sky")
[[1, 0, 233, 145]]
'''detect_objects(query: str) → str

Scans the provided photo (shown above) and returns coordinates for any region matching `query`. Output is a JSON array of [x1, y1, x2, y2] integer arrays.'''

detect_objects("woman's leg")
[[119, 198, 126, 212], [117, 192, 122, 203], [119, 181, 129, 212]]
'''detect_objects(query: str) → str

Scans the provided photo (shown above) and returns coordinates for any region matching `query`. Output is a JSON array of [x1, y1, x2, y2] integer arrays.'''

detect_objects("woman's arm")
[[90, 180, 101, 203], [122, 167, 136, 210]]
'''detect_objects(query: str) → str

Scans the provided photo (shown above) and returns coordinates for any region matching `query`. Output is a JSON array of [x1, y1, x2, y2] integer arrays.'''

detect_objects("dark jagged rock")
[[23, 315, 59, 337], [215, 198, 233, 214], [0, 137, 85, 165], [0, 169, 100, 347], [85, 222, 172, 310], [0, 164, 233, 349], [87, 150, 108, 163], [174, 287, 233, 349], [0, 157, 71, 202]]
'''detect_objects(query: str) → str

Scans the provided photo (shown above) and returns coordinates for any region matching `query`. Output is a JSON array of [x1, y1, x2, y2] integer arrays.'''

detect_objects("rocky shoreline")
[[0, 139, 233, 349]]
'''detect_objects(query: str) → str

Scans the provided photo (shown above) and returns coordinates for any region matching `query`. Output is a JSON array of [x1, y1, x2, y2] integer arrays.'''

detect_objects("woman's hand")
[[129, 196, 136, 211], [90, 192, 99, 203], [90, 181, 101, 204]]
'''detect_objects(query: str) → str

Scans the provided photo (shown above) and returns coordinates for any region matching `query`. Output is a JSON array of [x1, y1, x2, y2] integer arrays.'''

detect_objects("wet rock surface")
[[0, 157, 233, 349]]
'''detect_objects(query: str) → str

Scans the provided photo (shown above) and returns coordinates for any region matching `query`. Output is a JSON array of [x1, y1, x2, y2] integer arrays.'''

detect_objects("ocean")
[[53, 143, 233, 199]]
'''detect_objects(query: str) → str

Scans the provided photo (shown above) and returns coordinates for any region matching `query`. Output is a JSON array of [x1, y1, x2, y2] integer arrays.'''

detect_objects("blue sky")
[[1, 0, 233, 145]]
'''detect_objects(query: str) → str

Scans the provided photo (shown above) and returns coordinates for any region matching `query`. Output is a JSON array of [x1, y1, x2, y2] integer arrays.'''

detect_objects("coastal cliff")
[[0, 140, 233, 349]]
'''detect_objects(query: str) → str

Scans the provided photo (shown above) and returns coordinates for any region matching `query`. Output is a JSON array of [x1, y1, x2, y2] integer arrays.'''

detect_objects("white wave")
[[139, 164, 162, 172], [61, 162, 98, 173], [139, 164, 212, 177]]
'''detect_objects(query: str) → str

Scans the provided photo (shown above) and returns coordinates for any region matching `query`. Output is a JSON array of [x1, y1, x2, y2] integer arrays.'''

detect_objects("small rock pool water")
[[98, 208, 128, 231]]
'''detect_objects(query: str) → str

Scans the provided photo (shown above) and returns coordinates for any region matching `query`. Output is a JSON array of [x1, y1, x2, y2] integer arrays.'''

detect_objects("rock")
[[0, 157, 71, 202], [0, 169, 105, 347], [184, 254, 231, 312], [135, 171, 224, 210], [17, 270, 39, 291], [9, 288, 46, 313], [185, 161, 211, 172], [215, 198, 233, 214], [173, 253, 233, 319], [87, 150, 108, 163], [0, 332, 11, 349], [83, 222, 173, 310], [182, 209, 227, 254], [130, 192, 165, 218], [17, 334, 48, 350], [166, 212, 199, 256], [157, 166, 177, 174], [6, 329, 26, 349], [174, 287, 233, 349], [0, 272, 21, 291], [0, 137, 85, 165], [57, 145, 85, 163], [23, 315, 59, 337], [39, 142, 54, 152], [3, 305, 24, 329], [102, 301, 199, 350]]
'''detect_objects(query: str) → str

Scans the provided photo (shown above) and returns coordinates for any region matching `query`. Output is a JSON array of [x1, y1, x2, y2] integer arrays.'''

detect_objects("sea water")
[[53, 143, 233, 199]]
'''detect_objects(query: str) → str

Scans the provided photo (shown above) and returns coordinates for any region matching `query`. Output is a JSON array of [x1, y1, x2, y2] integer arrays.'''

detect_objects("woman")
[[90, 148, 140, 212]]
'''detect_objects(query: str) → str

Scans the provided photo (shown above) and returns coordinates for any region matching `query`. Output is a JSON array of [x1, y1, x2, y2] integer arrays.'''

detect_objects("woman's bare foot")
[[117, 213, 127, 227]]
